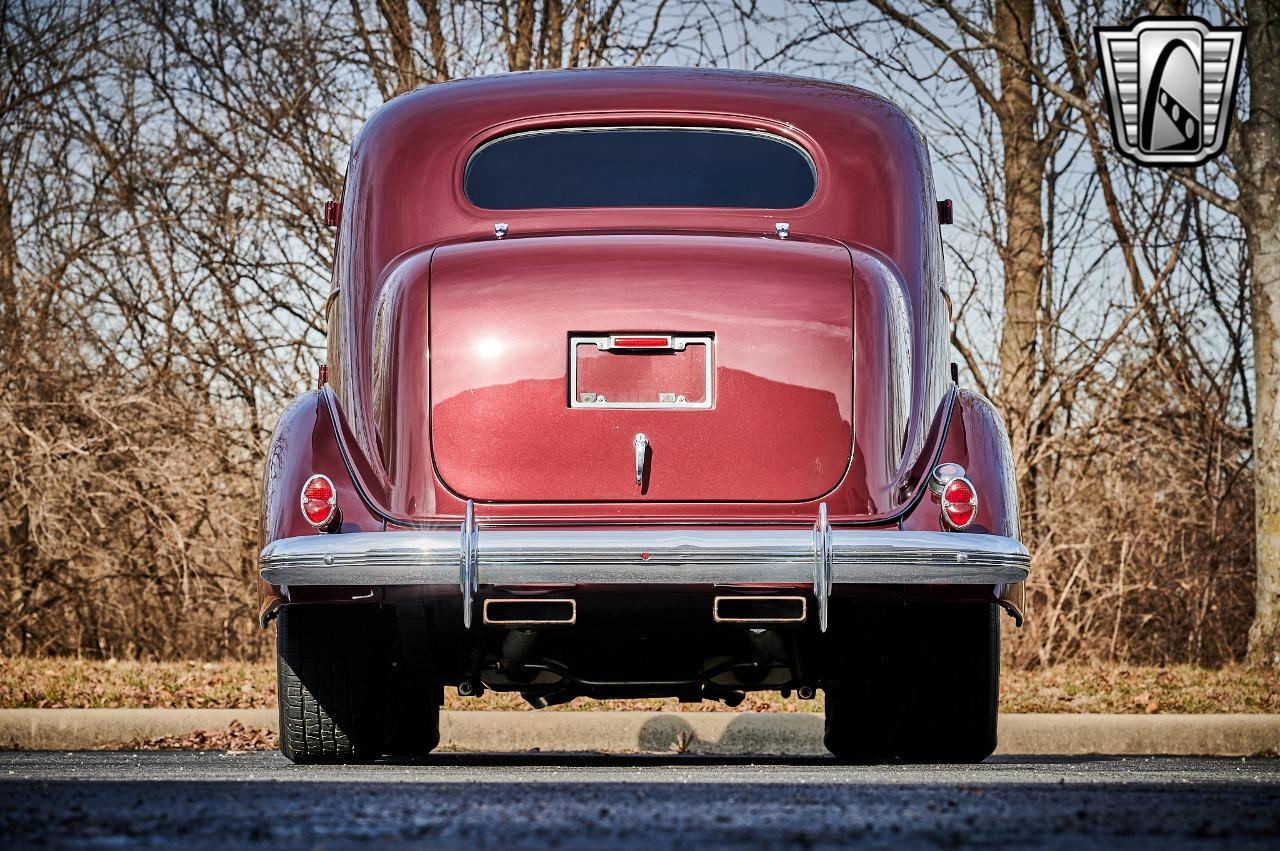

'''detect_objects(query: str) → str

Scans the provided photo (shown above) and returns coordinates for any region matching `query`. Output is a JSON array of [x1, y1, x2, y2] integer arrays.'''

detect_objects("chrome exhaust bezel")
[[482, 597, 578, 626], [712, 595, 808, 624]]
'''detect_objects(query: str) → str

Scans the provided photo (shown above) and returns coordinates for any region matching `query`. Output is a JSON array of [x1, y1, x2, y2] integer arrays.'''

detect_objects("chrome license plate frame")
[[568, 334, 714, 410]]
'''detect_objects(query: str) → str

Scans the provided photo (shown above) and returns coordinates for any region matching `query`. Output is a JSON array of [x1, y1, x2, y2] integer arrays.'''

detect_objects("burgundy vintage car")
[[259, 67, 1028, 764]]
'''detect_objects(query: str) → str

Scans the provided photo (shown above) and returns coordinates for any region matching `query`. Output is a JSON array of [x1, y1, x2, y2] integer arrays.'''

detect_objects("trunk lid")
[[428, 234, 852, 502]]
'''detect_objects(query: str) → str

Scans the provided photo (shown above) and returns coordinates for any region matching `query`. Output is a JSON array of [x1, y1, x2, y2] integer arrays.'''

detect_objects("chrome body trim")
[[460, 500, 478, 628], [261, 523, 1030, 609], [812, 503, 832, 631]]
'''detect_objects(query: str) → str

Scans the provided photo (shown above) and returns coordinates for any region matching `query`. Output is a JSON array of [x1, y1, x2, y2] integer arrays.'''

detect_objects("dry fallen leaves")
[[100, 720, 278, 752]]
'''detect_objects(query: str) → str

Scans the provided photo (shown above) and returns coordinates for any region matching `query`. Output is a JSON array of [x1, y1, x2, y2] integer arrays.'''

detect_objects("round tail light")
[[300, 474, 338, 530], [940, 476, 978, 530]]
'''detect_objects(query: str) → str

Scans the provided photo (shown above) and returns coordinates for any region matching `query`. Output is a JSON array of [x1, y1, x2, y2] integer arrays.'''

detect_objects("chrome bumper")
[[261, 503, 1029, 630]]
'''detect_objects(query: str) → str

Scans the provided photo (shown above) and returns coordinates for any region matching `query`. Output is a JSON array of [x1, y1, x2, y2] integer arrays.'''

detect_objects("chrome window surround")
[[568, 335, 714, 409], [262, 501, 1030, 631]]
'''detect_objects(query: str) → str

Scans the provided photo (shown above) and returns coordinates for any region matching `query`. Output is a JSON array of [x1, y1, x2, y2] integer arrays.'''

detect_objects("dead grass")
[[2, 657, 1276, 714], [999, 663, 1280, 715], [0, 657, 276, 709]]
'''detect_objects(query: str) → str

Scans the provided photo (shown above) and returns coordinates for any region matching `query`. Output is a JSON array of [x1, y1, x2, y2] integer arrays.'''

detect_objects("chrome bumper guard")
[[261, 501, 1029, 631]]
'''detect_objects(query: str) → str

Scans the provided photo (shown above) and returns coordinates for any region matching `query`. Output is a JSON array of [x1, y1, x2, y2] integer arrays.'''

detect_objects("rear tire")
[[276, 604, 440, 763], [823, 602, 999, 764]]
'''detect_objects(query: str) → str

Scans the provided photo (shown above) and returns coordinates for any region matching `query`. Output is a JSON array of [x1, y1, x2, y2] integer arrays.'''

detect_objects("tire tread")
[[276, 605, 384, 763]]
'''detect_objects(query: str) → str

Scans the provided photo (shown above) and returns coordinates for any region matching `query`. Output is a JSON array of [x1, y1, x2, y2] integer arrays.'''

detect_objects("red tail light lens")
[[300, 474, 337, 529], [609, 335, 673, 349], [940, 476, 978, 530]]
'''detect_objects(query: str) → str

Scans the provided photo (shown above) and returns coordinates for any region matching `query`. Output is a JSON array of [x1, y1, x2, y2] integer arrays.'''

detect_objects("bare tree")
[[350, 0, 694, 97], [1035, 0, 1279, 666], [0, 0, 737, 659], [804, 1, 1083, 539], [778, 0, 1257, 666], [0, 0, 1264, 666], [1234, 0, 1280, 666]]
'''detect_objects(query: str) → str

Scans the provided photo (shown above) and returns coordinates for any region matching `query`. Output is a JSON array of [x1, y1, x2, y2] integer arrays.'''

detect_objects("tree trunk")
[[542, 0, 565, 68], [416, 0, 451, 81], [1244, 0, 1280, 666], [993, 0, 1045, 512], [0, 163, 18, 368], [377, 0, 420, 96], [1248, 207, 1280, 668], [510, 0, 537, 70]]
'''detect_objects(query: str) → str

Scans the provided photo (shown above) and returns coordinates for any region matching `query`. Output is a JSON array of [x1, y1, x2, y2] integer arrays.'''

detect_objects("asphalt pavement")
[[1, 751, 1278, 849]]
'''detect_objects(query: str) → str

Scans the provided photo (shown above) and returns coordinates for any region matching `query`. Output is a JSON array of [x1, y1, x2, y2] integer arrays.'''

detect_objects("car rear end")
[[259, 70, 1027, 764]]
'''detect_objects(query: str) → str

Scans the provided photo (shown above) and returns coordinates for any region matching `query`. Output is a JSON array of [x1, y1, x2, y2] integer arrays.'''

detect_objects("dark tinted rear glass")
[[465, 127, 816, 209]]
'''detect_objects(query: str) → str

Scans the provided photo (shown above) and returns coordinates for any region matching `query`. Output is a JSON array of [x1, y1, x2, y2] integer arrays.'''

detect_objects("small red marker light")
[[610, 336, 673, 350], [940, 476, 978, 530], [300, 474, 339, 530]]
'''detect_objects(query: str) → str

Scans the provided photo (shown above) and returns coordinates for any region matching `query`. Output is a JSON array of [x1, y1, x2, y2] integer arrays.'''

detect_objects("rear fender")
[[259, 390, 385, 624], [901, 388, 1024, 622], [902, 388, 1018, 539]]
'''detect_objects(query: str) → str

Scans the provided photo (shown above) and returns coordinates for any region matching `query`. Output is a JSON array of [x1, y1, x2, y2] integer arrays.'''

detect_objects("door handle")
[[634, 433, 648, 486]]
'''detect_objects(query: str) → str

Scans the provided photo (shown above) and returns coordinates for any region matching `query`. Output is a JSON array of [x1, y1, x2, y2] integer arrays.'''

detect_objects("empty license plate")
[[569, 335, 713, 409]]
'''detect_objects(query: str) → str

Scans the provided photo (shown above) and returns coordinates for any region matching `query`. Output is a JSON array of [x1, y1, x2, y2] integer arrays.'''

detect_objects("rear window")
[[464, 127, 816, 210]]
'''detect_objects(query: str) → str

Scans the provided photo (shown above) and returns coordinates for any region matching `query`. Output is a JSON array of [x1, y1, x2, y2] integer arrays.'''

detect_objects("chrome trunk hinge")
[[460, 499, 479, 628], [813, 502, 832, 632]]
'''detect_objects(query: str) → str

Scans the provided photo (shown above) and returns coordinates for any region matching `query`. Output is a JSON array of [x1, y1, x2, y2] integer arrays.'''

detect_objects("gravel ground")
[[1, 751, 1278, 849]]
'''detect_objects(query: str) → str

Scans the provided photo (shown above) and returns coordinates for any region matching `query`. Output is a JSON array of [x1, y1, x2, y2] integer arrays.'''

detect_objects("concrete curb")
[[0, 709, 279, 751], [2, 709, 1277, 756]]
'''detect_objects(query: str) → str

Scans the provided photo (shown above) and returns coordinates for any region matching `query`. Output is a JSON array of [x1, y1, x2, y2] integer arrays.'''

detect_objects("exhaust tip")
[[482, 598, 577, 626], [712, 595, 807, 624]]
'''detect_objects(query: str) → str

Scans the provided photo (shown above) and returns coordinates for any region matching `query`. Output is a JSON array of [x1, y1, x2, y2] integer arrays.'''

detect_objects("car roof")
[[336, 66, 940, 318]]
